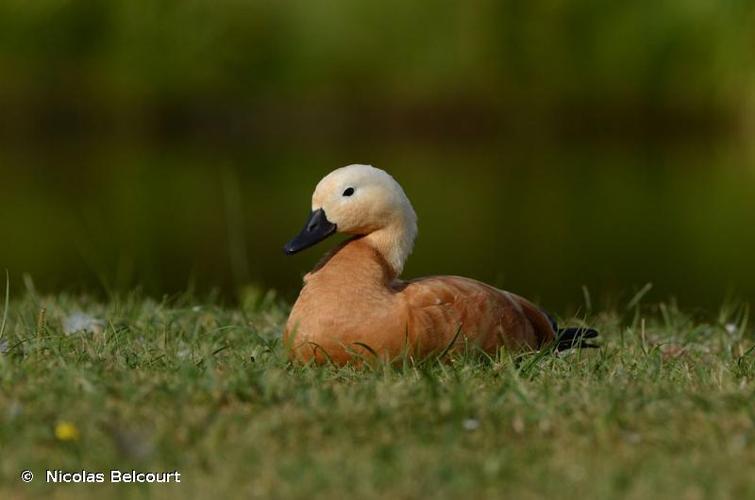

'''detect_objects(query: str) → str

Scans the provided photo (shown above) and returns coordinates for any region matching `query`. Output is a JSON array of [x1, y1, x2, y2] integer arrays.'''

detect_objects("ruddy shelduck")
[[283, 164, 597, 364]]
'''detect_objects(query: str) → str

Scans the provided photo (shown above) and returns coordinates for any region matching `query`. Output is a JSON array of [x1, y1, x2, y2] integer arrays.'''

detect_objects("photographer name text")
[[44, 469, 181, 484]]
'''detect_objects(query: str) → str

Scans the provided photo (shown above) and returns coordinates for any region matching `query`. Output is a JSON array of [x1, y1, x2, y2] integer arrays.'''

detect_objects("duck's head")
[[284, 164, 417, 274]]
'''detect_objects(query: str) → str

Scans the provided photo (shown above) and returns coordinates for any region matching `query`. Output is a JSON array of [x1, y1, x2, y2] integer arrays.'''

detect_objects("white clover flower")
[[63, 312, 105, 335], [462, 418, 480, 431]]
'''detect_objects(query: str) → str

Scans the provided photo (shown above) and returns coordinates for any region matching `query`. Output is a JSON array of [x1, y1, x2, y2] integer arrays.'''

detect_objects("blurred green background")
[[1, 0, 754, 309]]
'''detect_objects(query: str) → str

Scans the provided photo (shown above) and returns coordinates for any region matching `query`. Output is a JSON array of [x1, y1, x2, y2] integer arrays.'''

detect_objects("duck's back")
[[398, 275, 556, 355]]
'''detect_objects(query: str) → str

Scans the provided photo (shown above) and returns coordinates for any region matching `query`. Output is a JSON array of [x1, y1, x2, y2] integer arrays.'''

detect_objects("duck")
[[283, 164, 597, 365]]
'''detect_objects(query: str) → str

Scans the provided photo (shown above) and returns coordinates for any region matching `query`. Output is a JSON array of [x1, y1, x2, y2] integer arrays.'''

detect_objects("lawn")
[[0, 286, 753, 499]]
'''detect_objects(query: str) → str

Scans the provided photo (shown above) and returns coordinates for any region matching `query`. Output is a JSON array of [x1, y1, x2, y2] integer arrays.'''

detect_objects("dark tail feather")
[[543, 311, 599, 351], [555, 327, 599, 351]]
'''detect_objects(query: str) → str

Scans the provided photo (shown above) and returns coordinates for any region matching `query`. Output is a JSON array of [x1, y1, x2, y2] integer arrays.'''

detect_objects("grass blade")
[[626, 283, 653, 311], [0, 270, 9, 340], [437, 324, 463, 360]]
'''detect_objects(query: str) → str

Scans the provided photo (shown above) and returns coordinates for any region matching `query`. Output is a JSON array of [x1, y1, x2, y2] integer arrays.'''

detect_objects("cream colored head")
[[287, 164, 418, 275]]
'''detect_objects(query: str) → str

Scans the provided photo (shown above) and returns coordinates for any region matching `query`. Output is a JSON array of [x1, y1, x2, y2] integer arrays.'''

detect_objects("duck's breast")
[[285, 274, 406, 363]]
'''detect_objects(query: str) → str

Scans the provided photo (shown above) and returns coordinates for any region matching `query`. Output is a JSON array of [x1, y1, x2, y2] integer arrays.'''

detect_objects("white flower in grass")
[[6, 400, 21, 419], [624, 432, 642, 444], [63, 312, 105, 335], [462, 418, 480, 431], [112, 428, 154, 460]]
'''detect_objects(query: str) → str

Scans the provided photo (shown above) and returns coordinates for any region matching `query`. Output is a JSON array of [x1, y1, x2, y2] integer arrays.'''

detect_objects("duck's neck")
[[308, 214, 417, 284], [308, 237, 396, 288], [363, 213, 417, 277]]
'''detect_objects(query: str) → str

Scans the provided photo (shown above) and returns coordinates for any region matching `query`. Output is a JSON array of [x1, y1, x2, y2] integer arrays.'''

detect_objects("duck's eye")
[[342, 187, 355, 197]]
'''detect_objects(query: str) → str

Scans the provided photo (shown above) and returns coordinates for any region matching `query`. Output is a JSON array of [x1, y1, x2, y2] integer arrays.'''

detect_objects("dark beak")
[[283, 208, 337, 255]]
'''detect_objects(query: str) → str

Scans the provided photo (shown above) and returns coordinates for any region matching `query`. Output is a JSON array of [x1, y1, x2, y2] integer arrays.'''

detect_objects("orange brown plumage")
[[283, 164, 593, 365], [285, 237, 555, 364]]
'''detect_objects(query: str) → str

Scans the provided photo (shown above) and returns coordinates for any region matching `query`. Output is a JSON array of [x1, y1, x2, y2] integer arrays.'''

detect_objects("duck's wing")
[[504, 291, 559, 347], [397, 276, 556, 354]]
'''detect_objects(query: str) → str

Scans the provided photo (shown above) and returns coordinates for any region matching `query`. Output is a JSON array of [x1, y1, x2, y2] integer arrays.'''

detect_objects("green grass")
[[0, 288, 753, 499]]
